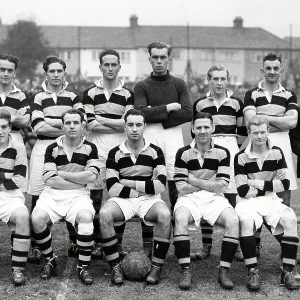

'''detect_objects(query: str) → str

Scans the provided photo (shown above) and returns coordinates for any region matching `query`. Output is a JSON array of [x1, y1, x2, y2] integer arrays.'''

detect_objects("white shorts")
[[34, 187, 95, 226], [143, 123, 184, 180], [108, 194, 164, 226], [268, 132, 297, 190], [0, 189, 27, 224], [87, 131, 126, 190], [212, 135, 239, 194], [235, 192, 296, 235], [27, 139, 56, 196], [174, 190, 233, 230]]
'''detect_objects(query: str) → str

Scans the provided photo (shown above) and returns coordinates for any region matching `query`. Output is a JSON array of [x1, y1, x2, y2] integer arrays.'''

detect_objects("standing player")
[[193, 65, 247, 260], [173, 112, 239, 290], [134, 41, 193, 213], [0, 109, 30, 285], [31, 109, 100, 284], [243, 53, 298, 254], [28, 56, 85, 261], [0, 54, 30, 144], [99, 109, 171, 285], [83, 49, 152, 258], [235, 116, 299, 291]]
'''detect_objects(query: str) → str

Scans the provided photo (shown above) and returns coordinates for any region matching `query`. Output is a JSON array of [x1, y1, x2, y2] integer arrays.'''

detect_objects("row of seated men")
[[0, 43, 299, 291]]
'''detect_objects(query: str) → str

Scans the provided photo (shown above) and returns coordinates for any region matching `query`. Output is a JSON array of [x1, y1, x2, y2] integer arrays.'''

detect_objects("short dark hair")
[[124, 109, 146, 123], [0, 109, 12, 125], [0, 54, 20, 70], [61, 109, 85, 123], [263, 53, 282, 64], [43, 56, 66, 72], [147, 41, 172, 56], [99, 49, 120, 65], [193, 112, 213, 125], [207, 64, 230, 80]]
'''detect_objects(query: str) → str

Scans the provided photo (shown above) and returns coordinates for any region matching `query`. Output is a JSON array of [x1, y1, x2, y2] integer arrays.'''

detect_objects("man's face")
[[192, 118, 214, 145], [0, 59, 16, 86], [62, 113, 83, 139], [249, 123, 269, 147], [45, 62, 66, 88], [149, 48, 170, 76], [124, 115, 145, 143], [99, 54, 121, 81], [208, 70, 228, 95], [0, 118, 11, 144], [261, 59, 283, 84]]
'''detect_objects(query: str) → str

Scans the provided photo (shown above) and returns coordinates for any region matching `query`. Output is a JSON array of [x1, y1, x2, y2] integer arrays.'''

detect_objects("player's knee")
[[99, 206, 114, 226], [77, 222, 93, 236], [238, 213, 254, 233], [76, 210, 93, 224], [157, 206, 171, 224], [281, 211, 297, 232], [174, 209, 189, 228], [14, 208, 30, 226], [31, 209, 48, 230]]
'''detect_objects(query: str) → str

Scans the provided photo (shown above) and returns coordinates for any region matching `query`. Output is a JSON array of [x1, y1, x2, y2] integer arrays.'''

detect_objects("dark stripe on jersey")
[[99, 113, 122, 119], [2, 97, 20, 110], [3, 179, 18, 190], [1, 148, 17, 160], [14, 165, 26, 177], [71, 152, 89, 167], [214, 125, 237, 135]]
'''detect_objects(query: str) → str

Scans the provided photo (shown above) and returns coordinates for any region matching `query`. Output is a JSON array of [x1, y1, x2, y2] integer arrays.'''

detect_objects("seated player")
[[173, 112, 239, 290], [0, 109, 30, 285], [235, 116, 299, 291], [99, 109, 171, 285], [31, 109, 100, 285]]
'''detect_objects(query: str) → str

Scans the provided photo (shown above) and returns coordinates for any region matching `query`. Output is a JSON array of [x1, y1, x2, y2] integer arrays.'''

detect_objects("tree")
[[2, 20, 51, 79]]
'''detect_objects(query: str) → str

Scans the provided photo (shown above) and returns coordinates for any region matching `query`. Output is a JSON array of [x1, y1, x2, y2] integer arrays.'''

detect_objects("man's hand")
[[57, 171, 67, 179], [16, 107, 28, 116], [187, 173, 196, 184], [166, 103, 181, 112], [276, 169, 286, 180], [120, 179, 136, 189]]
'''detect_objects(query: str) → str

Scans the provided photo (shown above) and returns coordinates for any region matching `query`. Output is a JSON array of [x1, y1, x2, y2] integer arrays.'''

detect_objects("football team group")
[[0, 40, 299, 292]]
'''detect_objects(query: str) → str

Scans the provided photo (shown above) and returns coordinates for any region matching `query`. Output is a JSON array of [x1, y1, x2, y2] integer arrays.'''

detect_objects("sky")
[[1, 0, 300, 39]]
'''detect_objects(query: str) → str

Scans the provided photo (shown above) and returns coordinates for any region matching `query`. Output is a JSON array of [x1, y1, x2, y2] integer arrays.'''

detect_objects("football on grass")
[[121, 251, 151, 281]]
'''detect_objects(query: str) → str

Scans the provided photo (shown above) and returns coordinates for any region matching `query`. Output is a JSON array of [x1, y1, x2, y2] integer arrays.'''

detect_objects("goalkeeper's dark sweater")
[[134, 71, 192, 129]]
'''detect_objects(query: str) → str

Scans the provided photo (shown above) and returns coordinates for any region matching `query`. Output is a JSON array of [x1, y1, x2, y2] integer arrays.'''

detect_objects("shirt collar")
[[56, 135, 86, 148], [257, 80, 285, 93], [244, 137, 273, 159], [119, 138, 150, 155], [190, 138, 214, 152], [94, 78, 124, 91], [41, 80, 69, 94], [206, 88, 233, 103], [0, 83, 21, 95]]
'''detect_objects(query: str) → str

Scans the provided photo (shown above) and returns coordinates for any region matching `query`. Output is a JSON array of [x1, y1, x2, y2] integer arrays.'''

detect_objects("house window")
[[120, 52, 131, 63], [59, 51, 72, 61]]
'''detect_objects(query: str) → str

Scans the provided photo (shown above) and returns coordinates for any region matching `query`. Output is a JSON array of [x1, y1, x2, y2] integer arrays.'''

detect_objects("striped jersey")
[[83, 79, 134, 131], [31, 81, 84, 140], [174, 139, 230, 193], [243, 81, 298, 117], [0, 135, 27, 191], [234, 139, 290, 198], [106, 139, 167, 198], [43, 135, 100, 185], [193, 89, 247, 145], [0, 84, 30, 132]]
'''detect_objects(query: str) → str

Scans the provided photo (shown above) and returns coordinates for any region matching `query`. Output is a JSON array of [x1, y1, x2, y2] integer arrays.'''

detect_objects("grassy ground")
[[1, 128, 300, 299]]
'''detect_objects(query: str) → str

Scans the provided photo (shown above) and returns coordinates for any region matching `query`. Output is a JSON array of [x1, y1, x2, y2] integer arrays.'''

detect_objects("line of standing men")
[[0, 44, 299, 292]]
